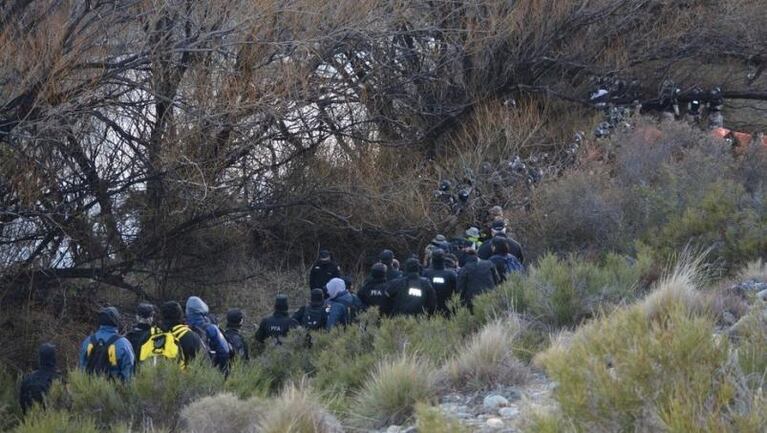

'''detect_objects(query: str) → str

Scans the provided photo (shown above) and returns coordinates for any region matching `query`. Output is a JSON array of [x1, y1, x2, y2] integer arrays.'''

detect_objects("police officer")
[[309, 249, 341, 294], [292, 289, 329, 331], [19, 343, 60, 414], [478, 220, 524, 265], [385, 258, 436, 317], [422, 249, 458, 315], [358, 263, 392, 316], [224, 309, 250, 361], [379, 249, 403, 281], [255, 294, 299, 345]]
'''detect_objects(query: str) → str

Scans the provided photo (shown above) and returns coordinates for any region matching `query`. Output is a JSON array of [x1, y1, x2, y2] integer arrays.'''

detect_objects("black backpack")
[[223, 328, 247, 359], [85, 334, 121, 377], [301, 307, 328, 330]]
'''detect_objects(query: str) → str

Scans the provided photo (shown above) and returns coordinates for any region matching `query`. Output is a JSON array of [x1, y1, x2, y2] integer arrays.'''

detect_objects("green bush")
[[11, 409, 99, 433], [311, 321, 378, 401], [48, 370, 126, 429], [224, 362, 272, 400], [351, 355, 437, 429], [0, 365, 21, 431], [252, 331, 314, 394], [535, 264, 767, 433]]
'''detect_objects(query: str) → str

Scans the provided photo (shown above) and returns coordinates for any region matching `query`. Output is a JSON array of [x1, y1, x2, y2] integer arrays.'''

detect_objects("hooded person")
[[423, 234, 450, 267], [309, 249, 341, 294], [477, 220, 524, 264], [255, 294, 299, 345], [125, 303, 157, 364], [422, 249, 458, 314], [156, 301, 203, 367], [385, 258, 437, 317], [379, 249, 403, 281], [185, 296, 231, 373], [224, 309, 250, 361], [19, 343, 60, 414], [78, 307, 135, 380], [457, 251, 500, 309], [358, 263, 393, 316], [324, 277, 364, 329], [292, 289, 329, 331]]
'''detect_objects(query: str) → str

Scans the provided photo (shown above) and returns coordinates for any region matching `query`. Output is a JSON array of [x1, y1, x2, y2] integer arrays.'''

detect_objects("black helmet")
[[458, 189, 470, 202], [439, 180, 451, 192], [226, 308, 244, 327]]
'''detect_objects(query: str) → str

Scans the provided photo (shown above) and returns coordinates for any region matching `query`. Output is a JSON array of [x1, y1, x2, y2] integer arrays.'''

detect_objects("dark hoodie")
[[385, 259, 437, 317], [186, 297, 231, 372], [20, 343, 59, 414], [359, 264, 392, 315], [422, 251, 458, 314]]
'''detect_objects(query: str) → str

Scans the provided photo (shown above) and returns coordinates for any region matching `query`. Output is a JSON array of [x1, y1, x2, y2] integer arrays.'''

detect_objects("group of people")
[[18, 206, 524, 414]]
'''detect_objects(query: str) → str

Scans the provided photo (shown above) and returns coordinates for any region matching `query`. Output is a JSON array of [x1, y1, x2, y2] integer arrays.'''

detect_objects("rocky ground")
[[382, 372, 556, 433]]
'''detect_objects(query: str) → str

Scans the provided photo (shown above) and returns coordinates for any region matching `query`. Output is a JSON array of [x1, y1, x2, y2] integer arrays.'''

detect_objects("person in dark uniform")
[[422, 249, 458, 315], [19, 343, 60, 414], [358, 263, 393, 316], [385, 258, 437, 317], [254, 294, 299, 345], [309, 250, 341, 294], [379, 249, 403, 281], [125, 303, 156, 363], [292, 289, 329, 331], [224, 308, 250, 361]]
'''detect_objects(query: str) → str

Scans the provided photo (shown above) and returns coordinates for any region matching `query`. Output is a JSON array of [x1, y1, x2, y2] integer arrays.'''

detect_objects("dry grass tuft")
[[180, 393, 262, 433], [638, 252, 709, 322], [443, 318, 531, 390], [738, 259, 767, 283], [257, 380, 343, 433]]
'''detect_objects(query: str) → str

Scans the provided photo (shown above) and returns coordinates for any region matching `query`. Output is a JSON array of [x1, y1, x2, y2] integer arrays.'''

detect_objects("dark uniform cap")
[[275, 294, 289, 313], [136, 303, 155, 319]]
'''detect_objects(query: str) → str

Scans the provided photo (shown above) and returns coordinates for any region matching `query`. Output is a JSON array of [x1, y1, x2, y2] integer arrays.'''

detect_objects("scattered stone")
[[385, 426, 402, 433], [722, 311, 737, 325], [498, 406, 520, 419], [483, 395, 510, 410], [757, 288, 767, 302], [486, 417, 505, 429]]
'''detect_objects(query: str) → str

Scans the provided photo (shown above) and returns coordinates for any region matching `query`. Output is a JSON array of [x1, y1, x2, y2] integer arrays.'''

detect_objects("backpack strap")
[[105, 334, 121, 367]]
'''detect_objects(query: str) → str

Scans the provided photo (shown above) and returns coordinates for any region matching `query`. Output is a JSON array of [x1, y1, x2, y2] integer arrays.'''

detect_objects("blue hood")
[[186, 296, 210, 327]]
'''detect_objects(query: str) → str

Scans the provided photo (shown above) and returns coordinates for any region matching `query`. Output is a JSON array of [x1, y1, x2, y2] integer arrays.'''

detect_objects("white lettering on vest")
[[408, 288, 423, 297]]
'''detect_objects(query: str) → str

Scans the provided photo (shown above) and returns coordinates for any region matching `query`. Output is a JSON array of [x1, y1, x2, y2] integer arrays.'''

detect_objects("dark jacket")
[[224, 328, 250, 361], [325, 291, 363, 329], [161, 320, 204, 363], [19, 345, 59, 414], [78, 325, 135, 381], [488, 255, 509, 283], [309, 261, 341, 293], [478, 234, 524, 263], [457, 258, 499, 307], [358, 277, 392, 316], [292, 304, 328, 331], [125, 323, 153, 362], [385, 268, 404, 282], [255, 312, 299, 344], [385, 274, 437, 317], [422, 267, 458, 314]]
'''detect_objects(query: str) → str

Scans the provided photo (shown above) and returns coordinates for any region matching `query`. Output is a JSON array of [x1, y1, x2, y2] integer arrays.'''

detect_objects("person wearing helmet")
[[255, 294, 299, 347], [224, 309, 250, 361], [358, 263, 393, 316], [422, 249, 458, 315], [385, 258, 436, 317], [309, 249, 341, 295], [379, 249, 403, 281]]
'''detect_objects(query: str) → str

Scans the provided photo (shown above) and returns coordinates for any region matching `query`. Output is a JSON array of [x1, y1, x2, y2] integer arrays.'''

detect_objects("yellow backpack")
[[139, 325, 190, 367]]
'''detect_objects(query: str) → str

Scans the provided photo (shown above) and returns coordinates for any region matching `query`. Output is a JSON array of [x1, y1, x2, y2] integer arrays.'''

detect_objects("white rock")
[[483, 395, 509, 410], [386, 426, 402, 433], [498, 406, 520, 419], [486, 417, 505, 428], [757, 289, 767, 302]]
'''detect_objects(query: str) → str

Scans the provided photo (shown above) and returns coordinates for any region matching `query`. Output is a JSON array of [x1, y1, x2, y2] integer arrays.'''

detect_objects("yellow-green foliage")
[[477, 252, 650, 327], [11, 409, 99, 433], [253, 331, 314, 394], [224, 362, 272, 400], [444, 319, 530, 391], [48, 370, 126, 429], [311, 321, 378, 399], [415, 403, 468, 433], [352, 355, 437, 429], [535, 261, 767, 433], [257, 381, 343, 433], [128, 357, 225, 429]]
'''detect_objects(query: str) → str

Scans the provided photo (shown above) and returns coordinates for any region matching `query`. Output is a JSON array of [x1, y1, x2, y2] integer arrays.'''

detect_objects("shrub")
[[535, 255, 767, 433], [128, 358, 225, 430], [224, 362, 272, 400], [0, 366, 21, 431], [257, 381, 343, 433], [739, 259, 767, 283], [11, 409, 99, 433], [311, 321, 378, 400], [638, 253, 708, 322], [374, 314, 470, 364], [180, 393, 262, 433], [47, 370, 126, 429], [443, 319, 530, 391], [415, 403, 468, 433], [352, 355, 437, 429], [253, 331, 314, 394]]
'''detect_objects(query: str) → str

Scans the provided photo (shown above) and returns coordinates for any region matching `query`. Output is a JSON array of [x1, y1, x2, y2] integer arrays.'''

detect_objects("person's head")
[[38, 343, 56, 371], [161, 301, 184, 324], [379, 249, 395, 266], [465, 226, 480, 240], [491, 220, 507, 236], [185, 296, 209, 318], [326, 278, 347, 300], [342, 275, 354, 293], [318, 249, 332, 263], [98, 306, 121, 328], [431, 234, 447, 248], [431, 248, 445, 270], [310, 289, 325, 307], [464, 249, 479, 264], [491, 237, 509, 255], [226, 308, 244, 328], [488, 205, 503, 220], [371, 262, 387, 281], [274, 294, 289, 314], [404, 257, 420, 275], [136, 303, 155, 325], [392, 258, 400, 270]]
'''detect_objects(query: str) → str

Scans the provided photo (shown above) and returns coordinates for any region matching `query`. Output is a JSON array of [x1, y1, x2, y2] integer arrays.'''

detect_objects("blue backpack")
[[502, 254, 525, 274]]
